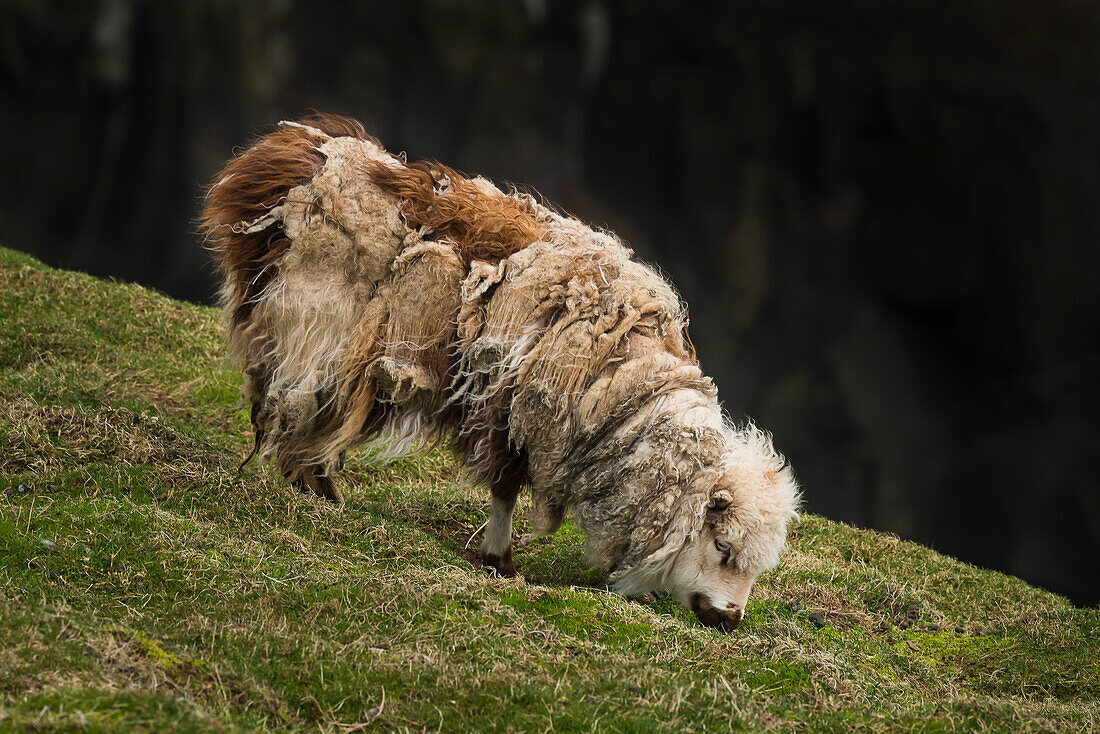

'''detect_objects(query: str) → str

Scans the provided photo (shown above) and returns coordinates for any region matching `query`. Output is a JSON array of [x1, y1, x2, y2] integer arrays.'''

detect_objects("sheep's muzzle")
[[690, 592, 744, 632]]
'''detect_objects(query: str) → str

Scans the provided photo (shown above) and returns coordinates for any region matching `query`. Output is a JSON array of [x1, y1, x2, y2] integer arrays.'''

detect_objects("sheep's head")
[[665, 429, 800, 632]]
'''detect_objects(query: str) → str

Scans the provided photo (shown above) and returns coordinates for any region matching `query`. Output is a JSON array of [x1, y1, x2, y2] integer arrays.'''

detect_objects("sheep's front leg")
[[521, 498, 564, 547], [481, 493, 517, 577]]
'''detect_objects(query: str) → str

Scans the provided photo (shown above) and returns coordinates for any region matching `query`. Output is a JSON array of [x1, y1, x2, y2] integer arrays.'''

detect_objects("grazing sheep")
[[202, 114, 800, 631]]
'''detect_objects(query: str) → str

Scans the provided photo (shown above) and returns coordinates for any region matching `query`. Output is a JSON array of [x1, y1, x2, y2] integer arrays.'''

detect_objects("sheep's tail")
[[200, 113, 372, 334]]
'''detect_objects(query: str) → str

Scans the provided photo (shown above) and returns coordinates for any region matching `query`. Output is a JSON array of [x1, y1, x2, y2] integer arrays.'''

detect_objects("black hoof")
[[481, 547, 515, 577], [294, 471, 344, 503]]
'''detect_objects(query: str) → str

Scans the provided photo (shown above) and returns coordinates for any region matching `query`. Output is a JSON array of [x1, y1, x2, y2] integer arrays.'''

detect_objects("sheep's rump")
[[203, 115, 722, 565]]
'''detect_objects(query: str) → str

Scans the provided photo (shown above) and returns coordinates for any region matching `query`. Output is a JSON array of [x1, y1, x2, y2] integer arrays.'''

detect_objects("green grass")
[[0, 245, 1097, 732]]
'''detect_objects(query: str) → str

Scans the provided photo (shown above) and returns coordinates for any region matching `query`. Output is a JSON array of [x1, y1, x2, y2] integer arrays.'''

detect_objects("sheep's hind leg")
[[481, 492, 517, 577], [294, 465, 344, 504]]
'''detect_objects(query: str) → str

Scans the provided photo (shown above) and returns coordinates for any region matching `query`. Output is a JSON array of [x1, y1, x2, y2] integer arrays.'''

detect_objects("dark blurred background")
[[2, 1, 1098, 604]]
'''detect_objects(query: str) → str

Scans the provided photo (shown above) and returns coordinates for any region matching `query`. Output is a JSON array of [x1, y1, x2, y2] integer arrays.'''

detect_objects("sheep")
[[202, 114, 800, 631]]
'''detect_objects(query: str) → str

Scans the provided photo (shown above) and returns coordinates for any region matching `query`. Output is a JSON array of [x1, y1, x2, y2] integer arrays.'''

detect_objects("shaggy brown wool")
[[204, 114, 375, 330], [360, 159, 547, 265]]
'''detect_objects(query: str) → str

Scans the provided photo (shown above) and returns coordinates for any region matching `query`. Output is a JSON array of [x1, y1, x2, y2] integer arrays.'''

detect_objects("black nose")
[[690, 592, 744, 632]]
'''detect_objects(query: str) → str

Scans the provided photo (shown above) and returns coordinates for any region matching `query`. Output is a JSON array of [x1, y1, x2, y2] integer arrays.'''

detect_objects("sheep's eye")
[[714, 538, 732, 554]]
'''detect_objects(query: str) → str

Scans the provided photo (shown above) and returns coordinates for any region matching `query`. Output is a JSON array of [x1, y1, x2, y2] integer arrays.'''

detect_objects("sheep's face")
[[665, 470, 797, 632], [665, 491, 757, 631], [611, 428, 799, 632]]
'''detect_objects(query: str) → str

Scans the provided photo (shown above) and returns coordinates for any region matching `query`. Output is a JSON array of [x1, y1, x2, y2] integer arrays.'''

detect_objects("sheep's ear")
[[708, 489, 734, 511]]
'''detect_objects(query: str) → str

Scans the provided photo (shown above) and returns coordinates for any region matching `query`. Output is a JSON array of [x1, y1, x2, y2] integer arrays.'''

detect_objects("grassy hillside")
[[0, 246, 1096, 733]]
